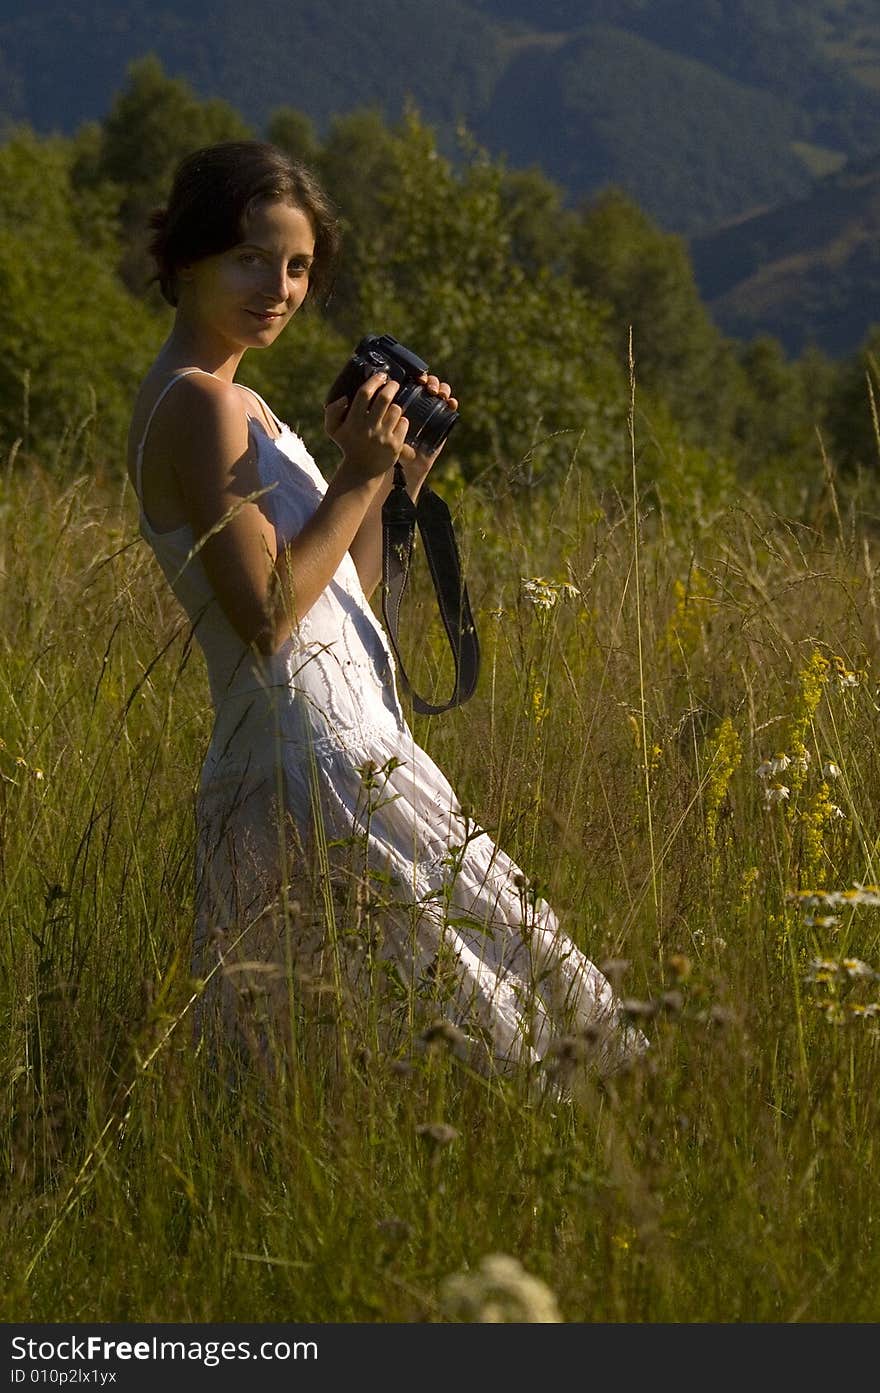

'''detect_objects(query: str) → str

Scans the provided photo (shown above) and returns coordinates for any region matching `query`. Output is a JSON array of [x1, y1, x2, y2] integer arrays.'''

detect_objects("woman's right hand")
[[324, 372, 415, 480]]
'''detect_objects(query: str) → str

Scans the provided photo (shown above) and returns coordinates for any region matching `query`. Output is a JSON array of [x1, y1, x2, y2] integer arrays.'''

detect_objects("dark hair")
[[147, 141, 340, 307]]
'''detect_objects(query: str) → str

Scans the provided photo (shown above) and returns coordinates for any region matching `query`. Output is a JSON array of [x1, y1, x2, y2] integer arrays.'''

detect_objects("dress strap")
[[134, 367, 214, 503], [234, 383, 285, 433]]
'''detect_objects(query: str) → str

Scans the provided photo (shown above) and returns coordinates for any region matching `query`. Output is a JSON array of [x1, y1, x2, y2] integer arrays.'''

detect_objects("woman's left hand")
[[404, 373, 458, 480]]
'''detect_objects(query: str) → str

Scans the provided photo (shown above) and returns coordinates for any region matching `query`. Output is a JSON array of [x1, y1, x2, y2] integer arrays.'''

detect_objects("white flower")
[[521, 577, 558, 610], [842, 958, 877, 981], [757, 754, 790, 778], [763, 783, 790, 807], [828, 804, 845, 820], [804, 914, 841, 930], [822, 762, 841, 780], [441, 1254, 563, 1323], [520, 576, 581, 611]]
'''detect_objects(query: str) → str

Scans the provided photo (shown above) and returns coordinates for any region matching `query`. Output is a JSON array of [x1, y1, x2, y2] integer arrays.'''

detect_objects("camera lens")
[[395, 383, 459, 454]]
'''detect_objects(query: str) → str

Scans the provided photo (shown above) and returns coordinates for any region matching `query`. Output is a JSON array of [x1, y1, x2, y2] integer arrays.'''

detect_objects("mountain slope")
[[690, 153, 880, 354], [1, 0, 879, 237], [474, 24, 812, 233]]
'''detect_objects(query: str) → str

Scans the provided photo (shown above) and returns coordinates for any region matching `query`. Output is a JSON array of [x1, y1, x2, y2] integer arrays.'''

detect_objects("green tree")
[[0, 130, 161, 466], [498, 165, 577, 277], [265, 107, 319, 166], [333, 114, 626, 484], [825, 326, 880, 474], [76, 56, 252, 297], [569, 188, 741, 441]]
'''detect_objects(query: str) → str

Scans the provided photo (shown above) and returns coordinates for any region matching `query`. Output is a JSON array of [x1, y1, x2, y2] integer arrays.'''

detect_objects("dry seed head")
[[419, 1019, 468, 1053], [659, 989, 685, 1015], [620, 997, 660, 1021], [666, 953, 692, 981], [416, 1121, 459, 1147], [599, 957, 631, 986]]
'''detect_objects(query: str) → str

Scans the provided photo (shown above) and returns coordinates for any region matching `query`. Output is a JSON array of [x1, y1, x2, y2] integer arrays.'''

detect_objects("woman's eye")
[[239, 253, 261, 265]]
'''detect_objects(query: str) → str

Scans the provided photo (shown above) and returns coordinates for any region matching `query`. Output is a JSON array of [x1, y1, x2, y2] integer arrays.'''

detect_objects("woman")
[[127, 140, 645, 1079]]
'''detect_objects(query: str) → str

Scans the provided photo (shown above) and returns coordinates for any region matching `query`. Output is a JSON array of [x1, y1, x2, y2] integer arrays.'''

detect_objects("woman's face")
[[178, 199, 317, 351]]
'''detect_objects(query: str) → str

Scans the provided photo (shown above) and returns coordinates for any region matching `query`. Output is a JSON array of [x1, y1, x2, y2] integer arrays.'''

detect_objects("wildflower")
[[705, 717, 741, 852], [520, 576, 580, 610], [441, 1253, 562, 1323], [804, 915, 840, 930], [815, 1000, 846, 1024], [757, 757, 790, 780], [805, 958, 842, 985], [804, 957, 879, 984], [828, 805, 845, 820], [842, 958, 878, 981], [822, 761, 841, 780], [831, 656, 861, 687], [792, 750, 811, 773], [763, 782, 790, 807]]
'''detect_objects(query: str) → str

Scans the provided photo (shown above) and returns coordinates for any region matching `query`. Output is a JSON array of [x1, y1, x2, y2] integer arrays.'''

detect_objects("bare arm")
[[169, 371, 411, 654]]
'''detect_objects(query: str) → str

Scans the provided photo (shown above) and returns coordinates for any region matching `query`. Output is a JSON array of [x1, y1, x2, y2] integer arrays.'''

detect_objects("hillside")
[[473, 24, 810, 235], [690, 153, 880, 356], [2, 0, 880, 237], [3, 0, 880, 354]]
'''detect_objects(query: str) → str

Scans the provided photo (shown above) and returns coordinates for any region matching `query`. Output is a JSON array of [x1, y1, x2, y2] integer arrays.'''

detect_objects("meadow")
[[2, 389, 880, 1325]]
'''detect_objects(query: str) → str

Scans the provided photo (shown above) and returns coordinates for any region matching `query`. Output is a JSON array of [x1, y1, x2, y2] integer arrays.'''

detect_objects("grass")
[[2, 406, 880, 1324]]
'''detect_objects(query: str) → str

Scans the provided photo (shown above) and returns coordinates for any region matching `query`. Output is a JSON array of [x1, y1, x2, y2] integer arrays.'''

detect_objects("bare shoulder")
[[131, 369, 258, 533], [152, 373, 252, 477]]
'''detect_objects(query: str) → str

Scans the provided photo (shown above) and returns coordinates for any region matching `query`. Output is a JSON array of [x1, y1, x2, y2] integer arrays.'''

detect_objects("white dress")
[[135, 370, 646, 1078]]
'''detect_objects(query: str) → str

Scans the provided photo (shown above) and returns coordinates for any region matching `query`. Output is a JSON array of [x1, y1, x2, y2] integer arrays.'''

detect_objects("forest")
[[1, 55, 879, 510]]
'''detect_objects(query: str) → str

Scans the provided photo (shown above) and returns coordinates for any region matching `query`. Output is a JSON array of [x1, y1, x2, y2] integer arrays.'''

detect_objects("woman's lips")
[[247, 310, 284, 323]]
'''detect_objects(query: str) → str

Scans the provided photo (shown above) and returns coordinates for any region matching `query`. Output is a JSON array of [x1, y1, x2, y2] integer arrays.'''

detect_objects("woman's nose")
[[263, 264, 292, 302]]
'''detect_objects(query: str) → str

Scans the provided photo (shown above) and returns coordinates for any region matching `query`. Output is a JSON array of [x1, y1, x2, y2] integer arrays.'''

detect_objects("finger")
[[354, 371, 390, 411], [324, 396, 350, 429], [366, 380, 402, 426]]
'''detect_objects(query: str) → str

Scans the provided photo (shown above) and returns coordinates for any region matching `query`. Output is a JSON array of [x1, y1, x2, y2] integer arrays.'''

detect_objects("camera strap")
[[381, 464, 480, 715]]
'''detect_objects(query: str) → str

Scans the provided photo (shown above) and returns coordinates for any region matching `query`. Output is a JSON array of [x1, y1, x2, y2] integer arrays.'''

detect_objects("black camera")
[[325, 333, 459, 456]]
